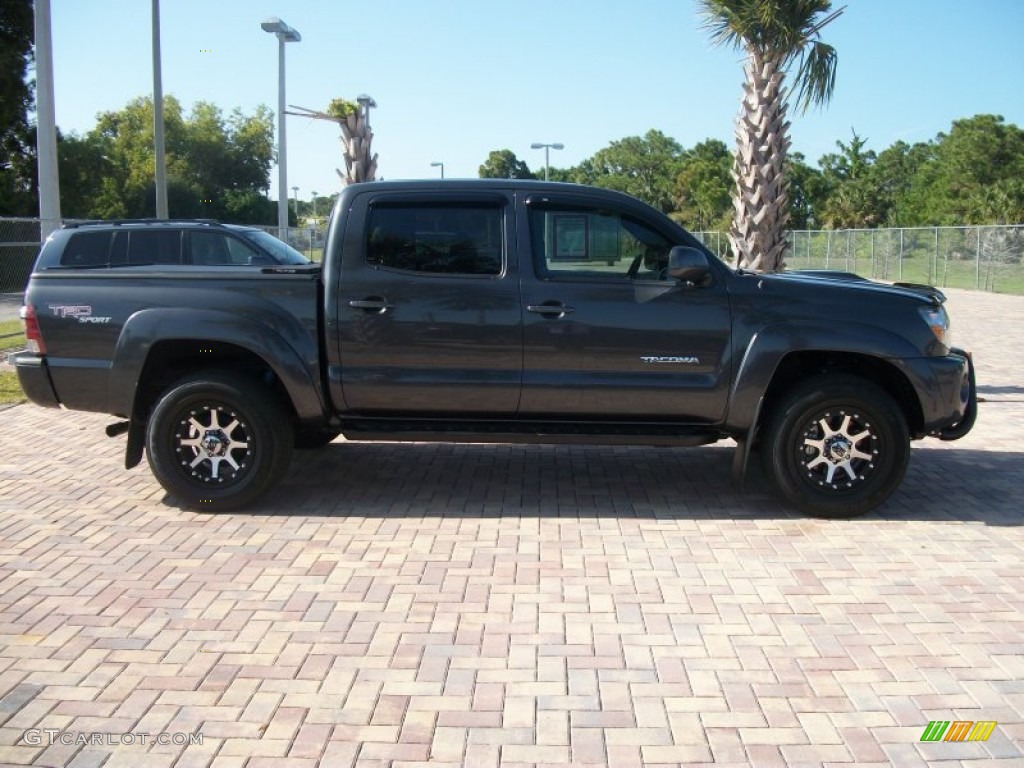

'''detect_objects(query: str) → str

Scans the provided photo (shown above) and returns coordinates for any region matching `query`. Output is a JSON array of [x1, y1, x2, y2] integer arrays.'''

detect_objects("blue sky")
[[46, 0, 1024, 204]]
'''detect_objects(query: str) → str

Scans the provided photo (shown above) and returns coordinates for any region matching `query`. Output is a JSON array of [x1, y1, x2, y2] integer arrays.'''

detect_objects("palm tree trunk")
[[336, 110, 378, 184], [729, 48, 791, 271]]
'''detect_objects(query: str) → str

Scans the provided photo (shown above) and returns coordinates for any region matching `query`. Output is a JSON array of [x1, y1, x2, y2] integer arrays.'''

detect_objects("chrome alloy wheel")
[[174, 405, 252, 484], [799, 409, 879, 490]]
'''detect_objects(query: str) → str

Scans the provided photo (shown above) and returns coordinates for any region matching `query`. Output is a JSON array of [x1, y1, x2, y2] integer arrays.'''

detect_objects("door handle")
[[527, 303, 574, 317], [348, 298, 394, 313]]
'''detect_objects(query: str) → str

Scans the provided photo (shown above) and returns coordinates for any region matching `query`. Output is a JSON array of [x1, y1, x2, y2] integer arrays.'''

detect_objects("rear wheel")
[[761, 375, 909, 517], [146, 372, 293, 510]]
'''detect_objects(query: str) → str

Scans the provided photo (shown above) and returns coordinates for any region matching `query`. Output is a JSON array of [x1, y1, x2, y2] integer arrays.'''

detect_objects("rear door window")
[[127, 229, 182, 265], [366, 204, 503, 276]]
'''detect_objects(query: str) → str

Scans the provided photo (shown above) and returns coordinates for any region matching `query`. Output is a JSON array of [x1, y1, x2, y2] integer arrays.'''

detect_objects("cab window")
[[529, 205, 673, 281]]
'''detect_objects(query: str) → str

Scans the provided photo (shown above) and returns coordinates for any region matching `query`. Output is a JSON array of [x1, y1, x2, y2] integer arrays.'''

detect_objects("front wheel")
[[146, 372, 294, 510], [760, 375, 909, 517]]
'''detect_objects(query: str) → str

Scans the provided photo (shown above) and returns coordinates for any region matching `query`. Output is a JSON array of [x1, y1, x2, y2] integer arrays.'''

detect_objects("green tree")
[[870, 140, 933, 227], [0, 0, 35, 215], [700, 0, 844, 271], [57, 131, 111, 219], [819, 131, 882, 228], [586, 130, 684, 213], [478, 149, 534, 179], [919, 115, 1024, 225], [785, 152, 826, 228], [673, 139, 732, 231], [62, 96, 276, 222]]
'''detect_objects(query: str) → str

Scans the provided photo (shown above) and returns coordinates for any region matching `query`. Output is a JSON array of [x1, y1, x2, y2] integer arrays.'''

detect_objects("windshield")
[[236, 229, 311, 265]]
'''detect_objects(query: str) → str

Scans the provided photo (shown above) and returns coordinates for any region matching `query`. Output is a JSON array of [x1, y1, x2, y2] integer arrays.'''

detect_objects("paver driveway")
[[0, 288, 1021, 768]]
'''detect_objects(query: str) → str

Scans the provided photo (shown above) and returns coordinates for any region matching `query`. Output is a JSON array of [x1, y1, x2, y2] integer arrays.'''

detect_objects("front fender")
[[725, 321, 925, 432], [108, 307, 325, 421]]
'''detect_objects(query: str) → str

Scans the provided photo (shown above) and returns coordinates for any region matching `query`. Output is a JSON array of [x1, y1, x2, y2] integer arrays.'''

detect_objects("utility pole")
[[152, 0, 168, 218], [34, 0, 61, 239]]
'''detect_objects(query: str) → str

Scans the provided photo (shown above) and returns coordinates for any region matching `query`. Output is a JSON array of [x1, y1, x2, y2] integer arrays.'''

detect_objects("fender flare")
[[108, 307, 326, 424], [725, 321, 924, 434]]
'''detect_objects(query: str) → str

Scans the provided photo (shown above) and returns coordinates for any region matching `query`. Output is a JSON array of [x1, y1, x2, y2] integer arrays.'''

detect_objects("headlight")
[[919, 305, 951, 347]]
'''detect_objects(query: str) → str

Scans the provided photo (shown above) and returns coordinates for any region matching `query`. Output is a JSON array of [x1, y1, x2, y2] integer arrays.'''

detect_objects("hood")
[[760, 269, 946, 306]]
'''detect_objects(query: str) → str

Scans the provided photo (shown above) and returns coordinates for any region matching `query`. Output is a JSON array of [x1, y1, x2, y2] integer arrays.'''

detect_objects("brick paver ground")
[[0, 288, 1021, 767]]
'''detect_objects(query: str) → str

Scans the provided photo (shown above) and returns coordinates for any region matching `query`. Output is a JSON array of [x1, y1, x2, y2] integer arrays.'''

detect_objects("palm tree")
[[286, 98, 378, 185], [700, 0, 844, 272]]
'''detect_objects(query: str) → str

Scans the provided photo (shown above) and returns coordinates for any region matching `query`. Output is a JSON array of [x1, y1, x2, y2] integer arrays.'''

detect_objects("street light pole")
[[152, 0, 168, 219], [357, 93, 377, 130], [291, 186, 299, 223], [34, 0, 61, 239], [261, 17, 301, 236], [430, 162, 445, 179], [311, 190, 317, 221], [530, 142, 564, 181]]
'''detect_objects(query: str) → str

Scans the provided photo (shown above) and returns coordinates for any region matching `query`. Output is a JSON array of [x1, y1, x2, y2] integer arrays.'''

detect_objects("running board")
[[339, 423, 721, 448]]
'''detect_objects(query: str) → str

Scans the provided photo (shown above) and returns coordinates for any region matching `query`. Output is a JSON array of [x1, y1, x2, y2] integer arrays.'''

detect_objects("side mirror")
[[668, 246, 710, 284]]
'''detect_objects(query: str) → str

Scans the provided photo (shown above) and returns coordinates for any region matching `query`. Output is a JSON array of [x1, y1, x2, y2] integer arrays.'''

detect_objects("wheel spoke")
[[837, 460, 858, 481], [207, 410, 225, 431], [838, 414, 852, 434], [806, 455, 829, 472], [848, 428, 870, 444]]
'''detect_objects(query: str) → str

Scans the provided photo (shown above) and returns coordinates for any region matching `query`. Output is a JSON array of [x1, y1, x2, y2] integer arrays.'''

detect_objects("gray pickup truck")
[[14, 180, 976, 515]]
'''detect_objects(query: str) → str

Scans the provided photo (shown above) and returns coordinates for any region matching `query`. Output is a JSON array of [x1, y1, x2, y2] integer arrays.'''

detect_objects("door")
[[519, 195, 732, 422], [337, 192, 522, 415]]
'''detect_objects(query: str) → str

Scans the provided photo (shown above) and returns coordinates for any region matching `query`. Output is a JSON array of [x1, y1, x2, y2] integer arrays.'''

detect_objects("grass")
[[0, 318, 26, 406], [0, 370, 23, 406], [0, 318, 23, 343]]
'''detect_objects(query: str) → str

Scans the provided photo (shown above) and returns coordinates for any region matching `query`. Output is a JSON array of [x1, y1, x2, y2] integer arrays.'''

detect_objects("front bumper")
[[936, 347, 976, 440], [10, 351, 61, 408], [904, 347, 975, 439]]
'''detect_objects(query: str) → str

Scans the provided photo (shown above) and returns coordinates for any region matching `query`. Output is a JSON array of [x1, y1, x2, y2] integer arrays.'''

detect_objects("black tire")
[[760, 375, 909, 517], [146, 372, 294, 510], [294, 426, 342, 450]]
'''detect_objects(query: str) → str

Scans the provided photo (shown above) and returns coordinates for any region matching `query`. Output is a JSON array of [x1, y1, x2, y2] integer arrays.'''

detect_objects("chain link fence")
[[786, 226, 1024, 293], [696, 226, 1024, 293], [252, 224, 326, 261], [3, 218, 1023, 296], [0, 218, 43, 294]]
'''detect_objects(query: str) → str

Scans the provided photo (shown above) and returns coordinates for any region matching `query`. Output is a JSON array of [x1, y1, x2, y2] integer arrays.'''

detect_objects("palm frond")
[[792, 41, 839, 112], [697, 0, 748, 49]]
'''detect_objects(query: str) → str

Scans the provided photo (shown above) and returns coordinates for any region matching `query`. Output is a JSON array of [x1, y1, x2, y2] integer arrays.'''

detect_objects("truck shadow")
[[251, 442, 1023, 527]]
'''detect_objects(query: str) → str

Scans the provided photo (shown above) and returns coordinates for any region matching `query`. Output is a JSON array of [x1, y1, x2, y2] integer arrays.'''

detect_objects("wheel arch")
[[130, 340, 299, 426], [109, 308, 326, 426], [727, 323, 929, 439], [759, 351, 924, 439]]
